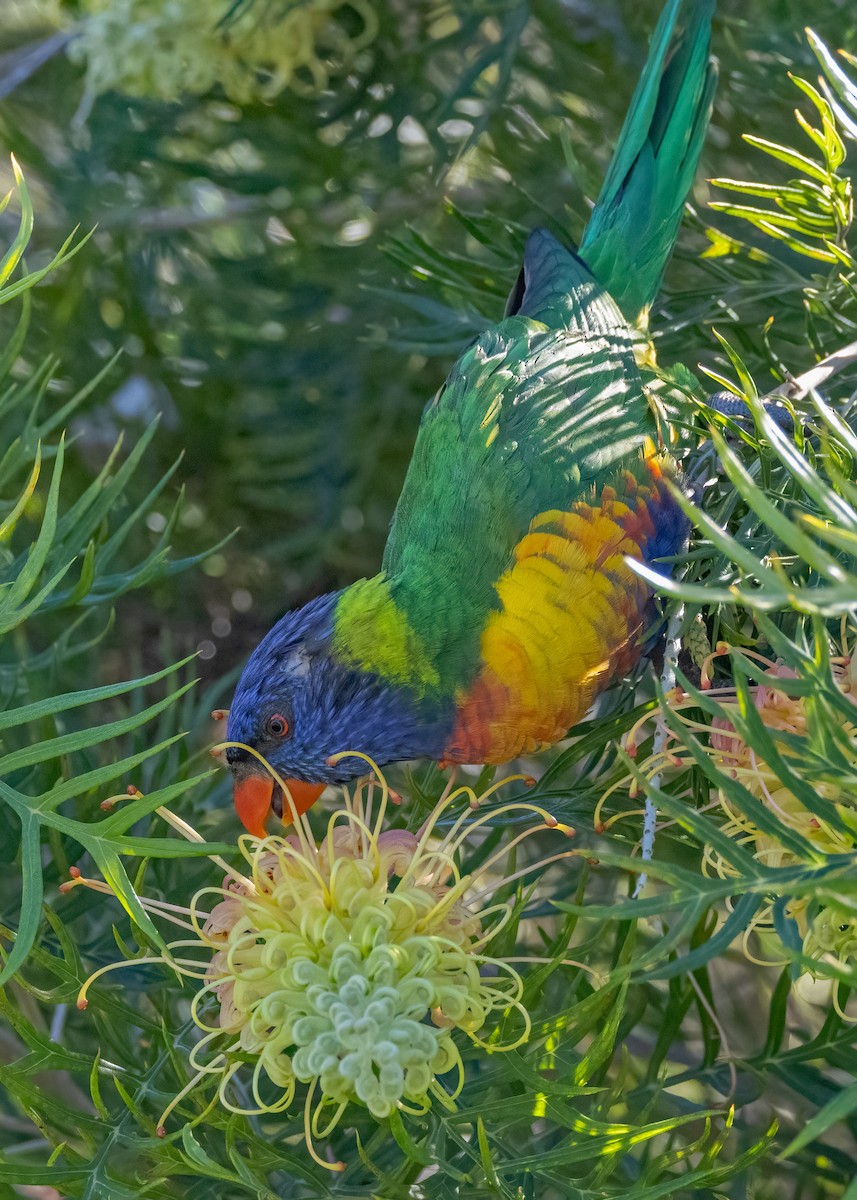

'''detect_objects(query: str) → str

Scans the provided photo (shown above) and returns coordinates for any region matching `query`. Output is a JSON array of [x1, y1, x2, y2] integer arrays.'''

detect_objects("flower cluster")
[[601, 633, 857, 988], [697, 652, 857, 896], [68, 755, 572, 1168], [66, 0, 378, 107]]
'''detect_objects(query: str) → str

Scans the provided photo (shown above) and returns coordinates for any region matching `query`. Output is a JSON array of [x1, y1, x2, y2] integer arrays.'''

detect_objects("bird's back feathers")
[[378, 248, 651, 696]]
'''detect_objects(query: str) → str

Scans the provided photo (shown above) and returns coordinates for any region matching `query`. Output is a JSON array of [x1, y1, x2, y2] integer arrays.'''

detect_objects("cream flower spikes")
[[68, 0, 379, 107], [66, 753, 574, 1170]]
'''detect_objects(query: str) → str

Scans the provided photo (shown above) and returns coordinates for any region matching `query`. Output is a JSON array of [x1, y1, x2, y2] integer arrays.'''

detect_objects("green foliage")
[[0, 889, 783, 1198], [0, 165, 232, 983], [709, 32, 854, 267], [1, 5, 857, 1198]]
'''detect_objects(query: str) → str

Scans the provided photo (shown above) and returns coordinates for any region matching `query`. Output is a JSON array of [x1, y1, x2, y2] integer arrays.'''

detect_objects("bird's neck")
[[331, 574, 441, 696], [323, 575, 454, 769]]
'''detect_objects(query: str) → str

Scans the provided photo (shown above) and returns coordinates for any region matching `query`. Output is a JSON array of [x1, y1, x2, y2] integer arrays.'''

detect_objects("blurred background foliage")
[[0, 0, 852, 672], [2, 0, 857, 1196]]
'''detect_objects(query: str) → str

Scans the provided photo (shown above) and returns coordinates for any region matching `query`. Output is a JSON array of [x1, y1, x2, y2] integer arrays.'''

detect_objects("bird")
[[224, 0, 717, 837]]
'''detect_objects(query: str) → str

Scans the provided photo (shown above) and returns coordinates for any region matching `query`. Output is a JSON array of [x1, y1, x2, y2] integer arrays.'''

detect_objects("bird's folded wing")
[[382, 307, 655, 698]]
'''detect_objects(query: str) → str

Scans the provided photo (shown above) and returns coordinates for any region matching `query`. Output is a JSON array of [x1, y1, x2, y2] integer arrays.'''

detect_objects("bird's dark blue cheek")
[[265, 741, 290, 767]]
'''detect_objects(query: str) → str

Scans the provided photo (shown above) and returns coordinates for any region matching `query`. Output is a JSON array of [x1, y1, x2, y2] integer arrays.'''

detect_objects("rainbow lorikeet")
[[225, 0, 717, 835]]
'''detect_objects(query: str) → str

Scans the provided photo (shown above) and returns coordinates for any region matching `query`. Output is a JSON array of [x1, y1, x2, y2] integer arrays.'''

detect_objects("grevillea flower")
[[801, 904, 857, 1021], [67, 0, 378, 108], [598, 632, 857, 981], [66, 753, 574, 1169]]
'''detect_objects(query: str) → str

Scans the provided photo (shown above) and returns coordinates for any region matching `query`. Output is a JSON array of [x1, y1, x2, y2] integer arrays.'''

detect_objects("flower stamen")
[[73, 753, 569, 1167]]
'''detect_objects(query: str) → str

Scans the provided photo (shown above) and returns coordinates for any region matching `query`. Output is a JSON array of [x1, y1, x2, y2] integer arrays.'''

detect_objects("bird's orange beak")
[[233, 773, 326, 837], [233, 774, 274, 838]]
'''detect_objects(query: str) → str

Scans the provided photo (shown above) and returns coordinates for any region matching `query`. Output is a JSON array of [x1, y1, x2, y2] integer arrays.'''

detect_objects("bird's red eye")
[[265, 714, 289, 738]]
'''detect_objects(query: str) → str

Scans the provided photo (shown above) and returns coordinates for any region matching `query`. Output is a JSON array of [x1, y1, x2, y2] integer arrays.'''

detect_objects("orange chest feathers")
[[446, 463, 681, 763]]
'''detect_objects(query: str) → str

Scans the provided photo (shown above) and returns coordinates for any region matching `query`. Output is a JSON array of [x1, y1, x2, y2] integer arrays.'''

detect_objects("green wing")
[[382, 234, 652, 694]]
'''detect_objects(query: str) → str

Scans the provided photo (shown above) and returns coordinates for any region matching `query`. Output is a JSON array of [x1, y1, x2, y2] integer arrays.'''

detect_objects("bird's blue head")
[[224, 589, 452, 834]]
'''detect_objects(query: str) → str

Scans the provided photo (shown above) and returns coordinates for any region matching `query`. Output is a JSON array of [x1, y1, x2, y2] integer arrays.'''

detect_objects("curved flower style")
[[805, 905, 857, 964], [68, 0, 379, 107], [66, 754, 573, 1169]]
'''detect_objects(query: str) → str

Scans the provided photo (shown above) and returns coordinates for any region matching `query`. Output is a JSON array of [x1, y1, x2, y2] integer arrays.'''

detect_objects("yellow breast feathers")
[[446, 475, 663, 763]]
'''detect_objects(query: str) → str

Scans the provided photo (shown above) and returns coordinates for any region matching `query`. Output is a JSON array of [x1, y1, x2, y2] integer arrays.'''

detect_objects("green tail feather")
[[579, 0, 717, 320]]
